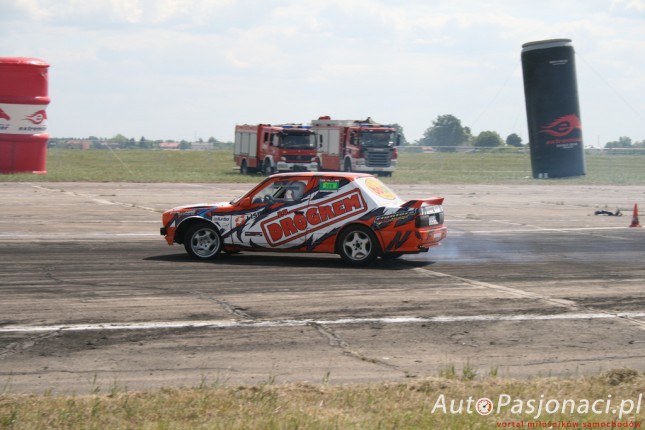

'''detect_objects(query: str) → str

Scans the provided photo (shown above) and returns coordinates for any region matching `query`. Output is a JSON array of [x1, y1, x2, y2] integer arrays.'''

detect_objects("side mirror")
[[396, 134, 401, 146], [236, 196, 252, 208]]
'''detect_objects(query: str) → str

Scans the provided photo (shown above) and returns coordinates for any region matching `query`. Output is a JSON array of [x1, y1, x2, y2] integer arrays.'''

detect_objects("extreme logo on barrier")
[[539, 114, 582, 145], [261, 189, 368, 246], [24, 110, 47, 125]]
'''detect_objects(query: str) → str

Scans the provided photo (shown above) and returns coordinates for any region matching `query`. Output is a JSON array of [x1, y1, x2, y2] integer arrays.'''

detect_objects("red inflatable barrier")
[[0, 57, 50, 174]]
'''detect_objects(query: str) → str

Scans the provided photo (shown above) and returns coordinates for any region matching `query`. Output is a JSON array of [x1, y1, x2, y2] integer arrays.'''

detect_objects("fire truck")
[[234, 123, 318, 175], [311, 116, 400, 176]]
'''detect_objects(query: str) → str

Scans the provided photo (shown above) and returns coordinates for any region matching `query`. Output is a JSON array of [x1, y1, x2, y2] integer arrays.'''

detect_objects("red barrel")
[[0, 57, 50, 174]]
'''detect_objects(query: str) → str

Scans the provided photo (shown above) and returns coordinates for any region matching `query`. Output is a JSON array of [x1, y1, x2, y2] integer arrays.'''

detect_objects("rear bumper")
[[380, 225, 447, 254], [417, 226, 448, 249]]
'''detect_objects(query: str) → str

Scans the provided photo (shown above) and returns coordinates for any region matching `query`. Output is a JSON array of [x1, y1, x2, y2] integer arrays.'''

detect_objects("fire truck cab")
[[311, 116, 400, 176], [234, 123, 318, 175]]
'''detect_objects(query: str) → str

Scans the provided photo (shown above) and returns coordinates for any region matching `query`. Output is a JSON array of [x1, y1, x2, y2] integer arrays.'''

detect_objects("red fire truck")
[[311, 116, 400, 176], [234, 123, 318, 175]]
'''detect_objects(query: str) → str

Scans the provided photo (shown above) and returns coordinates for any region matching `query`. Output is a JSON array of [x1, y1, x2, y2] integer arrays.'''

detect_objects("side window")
[[251, 180, 308, 204]]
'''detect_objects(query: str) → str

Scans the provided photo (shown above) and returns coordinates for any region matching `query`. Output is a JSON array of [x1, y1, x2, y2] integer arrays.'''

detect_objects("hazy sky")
[[2, 0, 644, 145]]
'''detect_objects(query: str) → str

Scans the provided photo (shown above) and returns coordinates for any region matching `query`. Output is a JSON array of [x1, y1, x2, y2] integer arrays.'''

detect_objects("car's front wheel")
[[184, 223, 223, 260], [337, 225, 379, 266]]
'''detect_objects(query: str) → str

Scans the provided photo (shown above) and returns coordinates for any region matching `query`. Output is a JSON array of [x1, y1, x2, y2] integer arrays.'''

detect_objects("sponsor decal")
[[24, 110, 47, 125], [211, 215, 231, 229], [261, 189, 368, 246], [365, 177, 397, 200], [539, 114, 582, 144], [374, 211, 414, 227], [0, 104, 48, 134], [234, 211, 261, 227]]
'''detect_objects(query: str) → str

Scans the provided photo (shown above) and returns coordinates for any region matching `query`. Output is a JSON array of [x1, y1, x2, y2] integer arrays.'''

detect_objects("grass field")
[[1, 148, 644, 184], [1, 370, 643, 429]]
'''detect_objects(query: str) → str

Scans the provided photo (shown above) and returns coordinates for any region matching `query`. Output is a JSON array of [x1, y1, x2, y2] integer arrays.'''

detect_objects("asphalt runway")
[[1, 182, 644, 394]]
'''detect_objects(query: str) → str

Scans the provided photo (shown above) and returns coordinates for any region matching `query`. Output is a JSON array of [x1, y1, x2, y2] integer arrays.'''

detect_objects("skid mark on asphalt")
[[0, 330, 61, 358], [412, 267, 645, 331]]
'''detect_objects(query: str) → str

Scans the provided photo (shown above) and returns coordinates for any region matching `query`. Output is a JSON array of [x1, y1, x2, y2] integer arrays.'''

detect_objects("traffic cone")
[[629, 203, 641, 227]]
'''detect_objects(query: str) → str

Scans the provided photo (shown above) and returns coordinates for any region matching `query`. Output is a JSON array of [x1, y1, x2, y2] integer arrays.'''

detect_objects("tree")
[[138, 136, 152, 149], [111, 133, 129, 145], [506, 133, 523, 147], [391, 123, 408, 146], [605, 136, 633, 148], [418, 114, 469, 152], [473, 131, 504, 148]]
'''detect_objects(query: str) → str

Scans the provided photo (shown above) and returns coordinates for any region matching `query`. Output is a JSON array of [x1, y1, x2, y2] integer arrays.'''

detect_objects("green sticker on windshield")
[[319, 180, 340, 191]]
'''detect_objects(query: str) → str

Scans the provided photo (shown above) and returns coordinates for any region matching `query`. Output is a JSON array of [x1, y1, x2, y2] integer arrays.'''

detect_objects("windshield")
[[359, 131, 396, 148], [281, 133, 316, 149]]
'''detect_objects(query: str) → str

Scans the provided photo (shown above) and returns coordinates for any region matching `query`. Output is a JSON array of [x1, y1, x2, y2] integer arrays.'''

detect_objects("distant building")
[[159, 141, 181, 150], [65, 140, 91, 150]]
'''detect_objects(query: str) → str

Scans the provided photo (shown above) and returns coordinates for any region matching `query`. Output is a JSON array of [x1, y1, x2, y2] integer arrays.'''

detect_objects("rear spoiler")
[[402, 197, 444, 209]]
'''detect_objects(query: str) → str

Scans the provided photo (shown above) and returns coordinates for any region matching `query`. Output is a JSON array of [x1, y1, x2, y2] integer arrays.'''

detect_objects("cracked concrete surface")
[[0, 182, 644, 393]]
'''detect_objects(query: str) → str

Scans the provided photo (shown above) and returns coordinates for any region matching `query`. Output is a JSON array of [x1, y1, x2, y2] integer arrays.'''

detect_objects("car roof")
[[268, 172, 373, 180]]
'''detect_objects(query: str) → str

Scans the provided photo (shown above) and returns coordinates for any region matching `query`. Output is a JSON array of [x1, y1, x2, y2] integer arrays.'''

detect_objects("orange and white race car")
[[160, 172, 447, 266]]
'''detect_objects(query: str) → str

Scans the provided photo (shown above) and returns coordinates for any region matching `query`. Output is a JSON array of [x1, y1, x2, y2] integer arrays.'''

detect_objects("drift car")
[[160, 172, 446, 266]]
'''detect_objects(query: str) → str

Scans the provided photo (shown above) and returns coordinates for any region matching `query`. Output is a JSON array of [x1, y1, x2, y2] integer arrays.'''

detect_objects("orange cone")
[[629, 203, 641, 227]]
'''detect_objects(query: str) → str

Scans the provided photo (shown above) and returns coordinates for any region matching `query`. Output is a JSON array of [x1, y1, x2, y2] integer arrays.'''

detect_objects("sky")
[[2, 0, 645, 146]]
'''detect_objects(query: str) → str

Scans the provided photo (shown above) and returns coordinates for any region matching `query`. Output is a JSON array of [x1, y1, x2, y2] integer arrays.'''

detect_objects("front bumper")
[[351, 159, 397, 173], [276, 162, 318, 172]]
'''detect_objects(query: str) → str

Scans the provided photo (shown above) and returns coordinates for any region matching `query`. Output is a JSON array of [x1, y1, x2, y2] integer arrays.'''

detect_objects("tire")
[[337, 225, 380, 266], [240, 160, 248, 175], [343, 158, 352, 172], [183, 223, 223, 260]]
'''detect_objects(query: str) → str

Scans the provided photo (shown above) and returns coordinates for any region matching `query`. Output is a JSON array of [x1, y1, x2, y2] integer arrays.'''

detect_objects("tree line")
[[411, 114, 521, 151], [48, 115, 643, 151], [411, 114, 644, 151]]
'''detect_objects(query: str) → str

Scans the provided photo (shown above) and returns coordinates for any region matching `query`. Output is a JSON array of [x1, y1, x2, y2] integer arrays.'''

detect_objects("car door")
[[303, 176, 370, 253], [236, 177, 313, 250]]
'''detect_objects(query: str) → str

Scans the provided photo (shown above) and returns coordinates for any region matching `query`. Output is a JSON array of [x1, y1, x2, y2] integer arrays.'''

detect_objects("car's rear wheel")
[[338, 225, 379, 266], [184, 223, 222, 260]]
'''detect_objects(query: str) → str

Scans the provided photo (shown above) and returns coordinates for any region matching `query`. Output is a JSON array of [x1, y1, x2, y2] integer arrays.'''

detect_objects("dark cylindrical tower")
[[521, 39, 585, 179]]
